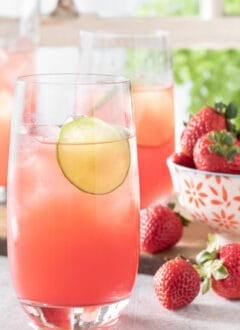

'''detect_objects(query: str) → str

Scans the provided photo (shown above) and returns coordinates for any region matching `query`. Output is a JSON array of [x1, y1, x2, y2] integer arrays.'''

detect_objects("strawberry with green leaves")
[[193, 130, 240, 174], [195, 234, 240, 299], [154, 257, 200, 310], [180, 102, 237, 158], [140, 204, 189, 254]]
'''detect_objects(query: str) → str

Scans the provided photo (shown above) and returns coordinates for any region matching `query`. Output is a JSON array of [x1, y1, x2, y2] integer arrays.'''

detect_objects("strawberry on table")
[[193, 130, 240, 174], [195, 234, 240, 299], [154, 258, 200, 310], [212, 243, 240, 299], [140, 204, 189, 254], [180, 102, 237, 157]]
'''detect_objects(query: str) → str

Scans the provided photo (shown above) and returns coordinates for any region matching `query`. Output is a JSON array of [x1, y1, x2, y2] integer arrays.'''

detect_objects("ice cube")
[[33, 125, 61, 143]]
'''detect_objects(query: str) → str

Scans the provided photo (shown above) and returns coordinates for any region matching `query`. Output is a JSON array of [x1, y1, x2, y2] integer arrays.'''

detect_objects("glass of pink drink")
[[79, 31, 175, 208], [0, 42, 34, 189], [7, 73, 140, 329], [0, 0, 39, 202]]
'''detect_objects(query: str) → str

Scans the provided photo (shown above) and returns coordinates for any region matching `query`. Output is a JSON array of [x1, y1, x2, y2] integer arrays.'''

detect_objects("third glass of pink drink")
[[0, 0, 39, 202], [7, 73, 140, 329], [79, 31, 175, 208], [0, 40, 34, 188]]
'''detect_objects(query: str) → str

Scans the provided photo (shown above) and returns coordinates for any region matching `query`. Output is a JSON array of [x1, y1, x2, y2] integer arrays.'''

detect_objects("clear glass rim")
[[17, 73, 131, 86], [79, 29, 171, 49], [79, 29, 170, 40]]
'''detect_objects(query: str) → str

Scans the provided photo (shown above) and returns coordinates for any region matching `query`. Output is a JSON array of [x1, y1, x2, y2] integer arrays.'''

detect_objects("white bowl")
[[167, 156, 240, 244]]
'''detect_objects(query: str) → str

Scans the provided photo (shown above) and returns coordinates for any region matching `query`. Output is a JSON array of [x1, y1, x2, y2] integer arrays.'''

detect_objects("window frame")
[[0, 0, 240, 49]]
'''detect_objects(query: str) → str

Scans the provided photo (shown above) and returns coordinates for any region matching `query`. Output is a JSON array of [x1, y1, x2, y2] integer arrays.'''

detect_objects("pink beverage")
[[132, 84, 175, 208], [7, 74, 140, 329], [8, 133, 139, 305], [0, 42, 34, 186]]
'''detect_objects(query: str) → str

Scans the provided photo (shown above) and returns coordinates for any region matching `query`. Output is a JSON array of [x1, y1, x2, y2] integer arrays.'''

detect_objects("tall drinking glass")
[[79, 31, 175, 209], [7, 73, 140, 329], [0, 0, 39, 203]]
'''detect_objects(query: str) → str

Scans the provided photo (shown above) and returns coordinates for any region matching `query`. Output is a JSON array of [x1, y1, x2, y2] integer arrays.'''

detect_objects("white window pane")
[[40, 0, 58, 15], [0, 0, 58, 17], [73, 0, 138, 16], [0, 0, 22, 17]]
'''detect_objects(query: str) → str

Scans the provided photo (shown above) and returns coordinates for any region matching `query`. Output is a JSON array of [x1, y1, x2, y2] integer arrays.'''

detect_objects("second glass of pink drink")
[[79, 31, 175, 209], [0, 0, 39, 202], [7, 73, 140, 329], [0, 41, 34, 188]]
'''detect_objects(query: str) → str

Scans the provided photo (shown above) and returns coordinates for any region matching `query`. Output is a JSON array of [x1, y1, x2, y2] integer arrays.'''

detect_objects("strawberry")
[[154, 258, 200, 310], [172, 151, 196, 168], [140, 204, 189, 254], [180, 102, 237, 157], [212, 243, 240, 299], [195, 234, 240, 299], [193, 130, 240, 174]]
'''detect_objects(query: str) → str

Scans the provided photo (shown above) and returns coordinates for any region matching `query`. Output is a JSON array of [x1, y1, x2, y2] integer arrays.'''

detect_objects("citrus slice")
[[57, 116, 130, 194]]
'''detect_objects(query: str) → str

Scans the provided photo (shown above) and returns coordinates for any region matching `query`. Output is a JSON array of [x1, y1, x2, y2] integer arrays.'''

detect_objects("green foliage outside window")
[[137, 0, 199, 16], [173, 49, 240, 129], [138, 0, 240, 16], [224, 0, 240, 15], [137, 0, 240, 129]]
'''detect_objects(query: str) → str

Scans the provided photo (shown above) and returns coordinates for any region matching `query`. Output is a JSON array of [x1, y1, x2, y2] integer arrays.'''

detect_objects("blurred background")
[[1, 0, 240, 254], [1, 0, 240, 139]]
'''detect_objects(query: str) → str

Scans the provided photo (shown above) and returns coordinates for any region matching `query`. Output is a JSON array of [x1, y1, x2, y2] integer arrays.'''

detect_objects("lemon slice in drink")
[[57, 116, 130, 194]]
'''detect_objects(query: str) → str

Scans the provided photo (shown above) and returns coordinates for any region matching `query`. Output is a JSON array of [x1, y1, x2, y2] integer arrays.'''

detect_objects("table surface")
[[1, 257, 240, 330]]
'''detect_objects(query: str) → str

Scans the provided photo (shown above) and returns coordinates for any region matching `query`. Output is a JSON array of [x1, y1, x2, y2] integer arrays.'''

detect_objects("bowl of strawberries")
[[167, 102, 240, 243]]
